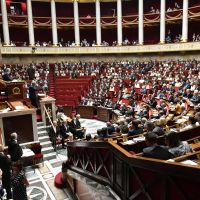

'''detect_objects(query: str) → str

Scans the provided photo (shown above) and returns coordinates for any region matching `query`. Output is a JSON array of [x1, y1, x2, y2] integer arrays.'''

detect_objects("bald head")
[[11, 132, 18, 140]]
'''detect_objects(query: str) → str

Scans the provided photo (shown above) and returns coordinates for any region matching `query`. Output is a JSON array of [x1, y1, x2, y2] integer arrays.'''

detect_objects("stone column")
[[27, 0, 35, 46], [95, 0, 101, 45], [51, 0, 58, 46], [117, 0, 123, 45], [138, 0, 144, 45], [73, 0, 80, 46], [1, 0, 10, 45], [160, 0, 166, 43], [182, 0, 188, 42]]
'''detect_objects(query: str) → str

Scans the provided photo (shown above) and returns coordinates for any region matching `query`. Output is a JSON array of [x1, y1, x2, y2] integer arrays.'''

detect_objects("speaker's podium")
[[0, 80, 38, 146]]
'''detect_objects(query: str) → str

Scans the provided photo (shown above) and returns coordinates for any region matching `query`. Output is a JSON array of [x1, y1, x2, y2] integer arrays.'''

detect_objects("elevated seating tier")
[[54, 77, 93, 106]]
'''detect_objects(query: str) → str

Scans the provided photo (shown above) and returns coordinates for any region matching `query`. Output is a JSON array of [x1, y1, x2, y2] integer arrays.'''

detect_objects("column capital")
[[73, 0, 79, 2]]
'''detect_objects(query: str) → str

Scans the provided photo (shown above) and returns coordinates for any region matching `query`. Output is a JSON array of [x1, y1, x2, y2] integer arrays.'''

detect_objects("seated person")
[[190, 90, 200, 104], [144, 121, 155, 133], [128, 120, 143, 136], [195, 112, 200, 125], [165, 131, 193, 158], [106, 122, 115, 135], [85, 133, 92, 141], [59, 120, 72, 148], [70, 114, 86, 139], [143, 132, 172, 160], [180, 116, 198, 131], [56, 106, 68, 122], [138, 106, 149, 119], [96, 128, 109, 140], [114, 126, 122, 136], [152, 118, 166, 136], [147, 96, 157, 108]]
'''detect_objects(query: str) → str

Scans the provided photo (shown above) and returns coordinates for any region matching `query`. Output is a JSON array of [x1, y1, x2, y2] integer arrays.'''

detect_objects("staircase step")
[[44, 152, 57, 161], [38, 136, 50, 142], [37, 126, 47, 131], [42, 146, 55, 154], [40, 141, 53, 148], [38, 130, 48, 137], [37, 122, 45, 127]]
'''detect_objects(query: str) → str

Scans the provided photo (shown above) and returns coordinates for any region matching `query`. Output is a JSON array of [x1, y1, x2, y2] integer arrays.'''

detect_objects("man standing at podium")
[[29, 81, 39, 108]]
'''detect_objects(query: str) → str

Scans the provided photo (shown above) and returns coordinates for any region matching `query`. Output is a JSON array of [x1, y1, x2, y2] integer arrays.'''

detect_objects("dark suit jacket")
[[29, 85, 38, 107], [70, 119, 81, 129], [0, 153, 11, 173], [8, 139, 23, 162], [143, 145, 172, 160], [2, 73, 12, 81], [59, 124, 70, 138], [0, 153, 11, 197], [48, 125, 60, 141], [107, 125, 115, 135], [27, 66, 35, 80], [69, 119, 84, 138]]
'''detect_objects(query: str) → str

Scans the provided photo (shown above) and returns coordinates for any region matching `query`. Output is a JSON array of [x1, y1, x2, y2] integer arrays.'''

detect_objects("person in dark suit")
[[143, 132, 172, 160], [59, 120, 71, 148], [2, 69, 12, 81], [128, 120, 143, 136], [27, 64, 35, 80], [70, 114, 85, 139], [0, 145, 12, 199], [28, 81, 39, 108], [8, 132, 23, 163], [106, 122, 115, 135]]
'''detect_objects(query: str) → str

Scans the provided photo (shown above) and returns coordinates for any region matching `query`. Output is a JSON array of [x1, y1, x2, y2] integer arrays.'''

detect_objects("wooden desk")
[[9, 101, 29, 110], [76, 106, 94, 119], [111, 110, 121, 123], [191, 142, 200, 151], [97, 107, 111, 122]]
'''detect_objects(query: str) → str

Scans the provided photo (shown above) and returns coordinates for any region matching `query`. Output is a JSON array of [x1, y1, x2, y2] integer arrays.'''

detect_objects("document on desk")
[[180, 160, 198, 166], [133, 136, 145, 142], [123, 140, 135, 145]]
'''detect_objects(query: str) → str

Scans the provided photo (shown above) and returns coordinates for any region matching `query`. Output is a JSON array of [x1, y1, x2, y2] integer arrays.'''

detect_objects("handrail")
[[43, 104, 56, 133]]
